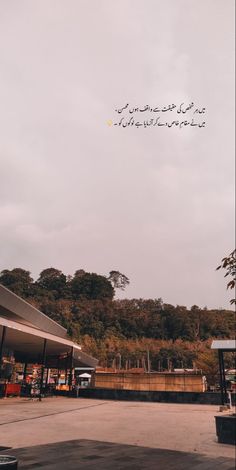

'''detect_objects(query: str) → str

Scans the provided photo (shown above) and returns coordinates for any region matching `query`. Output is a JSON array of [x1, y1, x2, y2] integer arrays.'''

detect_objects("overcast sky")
[[0, 0, 234, 308]]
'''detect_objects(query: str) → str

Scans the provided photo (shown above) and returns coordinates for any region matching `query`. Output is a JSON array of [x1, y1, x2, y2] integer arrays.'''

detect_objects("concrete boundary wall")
[[92, 372, 205, 392], [79, 387, 236, 405]]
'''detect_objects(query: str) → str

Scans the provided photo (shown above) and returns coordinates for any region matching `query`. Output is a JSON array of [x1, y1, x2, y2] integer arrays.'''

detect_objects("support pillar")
[[23, 363, 28, 380], [218, 350, 227, 405], [0, 326, 6, 372], [39, 339, 47, 399], [65, 363, 68, 385], [57, 357, 60, 387], [218, 350, 224, 405], [0, 327, 6, 385], [68, 347, 74, 392], [46, 368, 50, 385], [221, 351, 227, 404]]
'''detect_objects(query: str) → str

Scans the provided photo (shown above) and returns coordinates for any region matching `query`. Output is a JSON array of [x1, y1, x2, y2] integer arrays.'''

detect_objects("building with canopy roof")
[[0, 283, 97, 396]]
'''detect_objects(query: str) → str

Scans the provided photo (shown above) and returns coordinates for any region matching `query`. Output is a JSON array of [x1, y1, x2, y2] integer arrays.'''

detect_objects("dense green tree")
[[0, 268, 33, 297], [70, 272, 114, 300], [74, 269, 86, 278], [36, 268, 67, 299]]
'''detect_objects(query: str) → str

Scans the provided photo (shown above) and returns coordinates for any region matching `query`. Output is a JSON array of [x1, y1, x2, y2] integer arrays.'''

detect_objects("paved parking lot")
[[0, 397, 234, 469], [1, 439, 235, 470]]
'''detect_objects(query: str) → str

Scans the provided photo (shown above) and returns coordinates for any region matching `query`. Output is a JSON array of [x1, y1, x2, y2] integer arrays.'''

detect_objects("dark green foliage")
[[0, 268, 33, 298], [70, 272, 114, 300], [0, 267, 235, 373], [36, 268, 68, 300], [0, 267, 234, 343], [36, 296, 235, 345], [216, 249, 236, 304]]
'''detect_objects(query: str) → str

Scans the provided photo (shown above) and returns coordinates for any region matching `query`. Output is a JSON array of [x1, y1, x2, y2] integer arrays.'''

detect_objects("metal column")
[[57, 357, 60, 387], [23, 363, 28, 381], [65, 354, 68, 385], [221, 351, 228, 404], [218, 349, 227, 405], [46, 368, 50, 385], [0, 326, 6, 378], [39, 339, 47, 399], [68, 347, 74, 391]]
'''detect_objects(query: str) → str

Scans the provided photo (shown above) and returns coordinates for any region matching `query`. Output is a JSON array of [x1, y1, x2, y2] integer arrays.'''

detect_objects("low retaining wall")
[[79, 388, 236, 405], [92, 372, 205, 392]]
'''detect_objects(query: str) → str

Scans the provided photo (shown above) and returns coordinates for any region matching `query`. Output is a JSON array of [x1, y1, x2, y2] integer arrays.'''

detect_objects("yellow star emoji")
[[107, 120, 113, 126]]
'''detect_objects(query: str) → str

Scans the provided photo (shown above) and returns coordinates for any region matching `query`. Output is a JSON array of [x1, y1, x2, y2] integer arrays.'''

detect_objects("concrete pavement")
[[1, 439, 235, 470], [0, 397, 234, 457]]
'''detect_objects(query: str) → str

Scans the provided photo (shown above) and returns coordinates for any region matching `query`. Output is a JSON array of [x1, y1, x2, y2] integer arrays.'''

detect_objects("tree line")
[[0, 267, 234, 342], [0, 267, 235, 384], [0, 267, 129, 301]]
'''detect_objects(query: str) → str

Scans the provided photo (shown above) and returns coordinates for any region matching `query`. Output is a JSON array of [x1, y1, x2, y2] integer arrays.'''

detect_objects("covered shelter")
[[78, 372, 91, 387], [0, 284, 97, 396], [211, 339, 236, 405]]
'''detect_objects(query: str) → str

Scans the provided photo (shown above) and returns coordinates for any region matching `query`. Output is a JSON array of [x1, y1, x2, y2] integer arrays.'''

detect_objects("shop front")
[[0, 284, 97, 398]]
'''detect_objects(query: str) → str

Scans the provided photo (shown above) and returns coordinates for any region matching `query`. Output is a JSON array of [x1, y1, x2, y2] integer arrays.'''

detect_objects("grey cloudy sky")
[[0, 0, 234, 308]]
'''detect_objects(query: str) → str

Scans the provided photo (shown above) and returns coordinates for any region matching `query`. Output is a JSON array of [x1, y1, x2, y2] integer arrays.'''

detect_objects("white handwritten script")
[[108, 102, 206, 129]]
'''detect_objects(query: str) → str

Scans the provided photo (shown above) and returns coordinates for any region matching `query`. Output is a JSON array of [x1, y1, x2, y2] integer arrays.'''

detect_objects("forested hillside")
[[1, 267, 235, 383]]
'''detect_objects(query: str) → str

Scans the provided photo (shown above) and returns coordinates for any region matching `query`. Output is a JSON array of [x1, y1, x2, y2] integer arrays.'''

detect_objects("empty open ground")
[[0, 397, 234, 460]]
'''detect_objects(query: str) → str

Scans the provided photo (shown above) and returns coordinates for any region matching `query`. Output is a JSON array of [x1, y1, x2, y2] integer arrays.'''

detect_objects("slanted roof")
[[0, 284, 67, 338], [211, 340, 236, 351], [0, 284, 98, 368], [73, 350, 97, 369], [0, 315, 81, 350], [0, 315, 97, 368]]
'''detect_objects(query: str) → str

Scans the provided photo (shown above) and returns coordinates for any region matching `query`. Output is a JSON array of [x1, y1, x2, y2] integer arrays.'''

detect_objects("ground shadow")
[[0, 439, 235, 469]]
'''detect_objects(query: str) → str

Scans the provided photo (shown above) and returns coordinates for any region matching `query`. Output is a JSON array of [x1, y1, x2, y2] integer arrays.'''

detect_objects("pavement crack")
[[0, 401, 108, 426]]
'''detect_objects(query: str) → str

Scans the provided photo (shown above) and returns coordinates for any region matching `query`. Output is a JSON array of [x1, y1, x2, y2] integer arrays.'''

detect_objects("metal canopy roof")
[[0, 284, 98, 368], [211, 340, 236, 351], [0, 315, 81, 350], [0, 317, 97, 368], [0, 284, 67, 338]]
